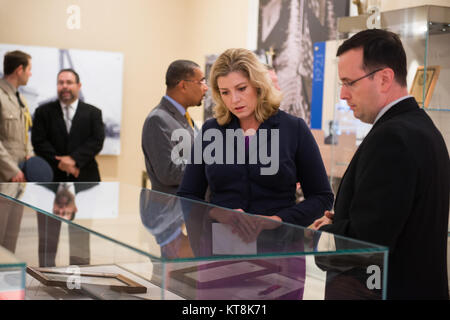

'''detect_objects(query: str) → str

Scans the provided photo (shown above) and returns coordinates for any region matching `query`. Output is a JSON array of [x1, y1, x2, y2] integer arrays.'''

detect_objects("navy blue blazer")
[[177, 110, 333, 226]]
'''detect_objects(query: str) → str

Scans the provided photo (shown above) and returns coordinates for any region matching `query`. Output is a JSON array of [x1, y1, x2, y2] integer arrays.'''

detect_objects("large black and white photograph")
[[258, 0, 349, 123], [0, 43, 124, 155]]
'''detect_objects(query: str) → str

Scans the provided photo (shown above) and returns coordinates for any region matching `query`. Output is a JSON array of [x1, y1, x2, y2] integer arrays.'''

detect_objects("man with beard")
[[142, 60, 208, 194], [32, 68, 105, 182]]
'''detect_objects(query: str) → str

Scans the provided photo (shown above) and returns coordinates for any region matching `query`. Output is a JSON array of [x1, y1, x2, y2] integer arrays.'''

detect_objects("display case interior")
[[0, 182, 388, 300]]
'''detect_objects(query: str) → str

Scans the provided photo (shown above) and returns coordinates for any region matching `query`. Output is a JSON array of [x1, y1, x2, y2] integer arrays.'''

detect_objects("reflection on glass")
[[0, 184, 25, 254], [1, 182, 387, 299], [37, 183, 97, 267], [139, 189, 193, 259]]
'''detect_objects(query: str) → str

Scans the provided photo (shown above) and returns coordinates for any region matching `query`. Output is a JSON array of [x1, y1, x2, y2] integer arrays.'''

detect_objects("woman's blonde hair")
[[210, 48, 282, 126]]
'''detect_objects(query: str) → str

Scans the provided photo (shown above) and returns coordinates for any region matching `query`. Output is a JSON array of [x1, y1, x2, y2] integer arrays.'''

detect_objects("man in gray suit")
[[142, 60, 208, 195]]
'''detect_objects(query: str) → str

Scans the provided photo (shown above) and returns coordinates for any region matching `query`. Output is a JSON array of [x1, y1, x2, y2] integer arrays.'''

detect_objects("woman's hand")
[[209, 208, 282, 243], [309, 210, 334, 230]]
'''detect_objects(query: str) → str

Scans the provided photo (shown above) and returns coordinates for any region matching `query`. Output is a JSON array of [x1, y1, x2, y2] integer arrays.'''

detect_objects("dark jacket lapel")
[[69, 100, 84, 137], [54, 101, 69, 138]]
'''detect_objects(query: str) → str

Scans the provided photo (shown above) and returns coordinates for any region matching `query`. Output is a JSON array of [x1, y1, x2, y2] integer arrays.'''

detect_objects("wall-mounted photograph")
[[0, 43, 124, 155], [257, 0, 349, 123]]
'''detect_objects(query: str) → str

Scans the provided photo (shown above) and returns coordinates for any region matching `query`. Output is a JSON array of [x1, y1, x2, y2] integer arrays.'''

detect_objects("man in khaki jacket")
[[0, 50, 33, 252], [0, 50, 33, 182]]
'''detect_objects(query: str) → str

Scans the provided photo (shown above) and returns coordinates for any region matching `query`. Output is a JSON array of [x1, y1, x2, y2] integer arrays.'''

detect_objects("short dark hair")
[[57, 68, 80, 83], [337, 29, 407, 87], [165, 60, 200, 89], [3, 50, 31, 75]]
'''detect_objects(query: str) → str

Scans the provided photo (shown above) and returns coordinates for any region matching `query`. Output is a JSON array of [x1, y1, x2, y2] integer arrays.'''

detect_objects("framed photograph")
[[409, 65, 440, 108], [169, 260, 281, 289], [26, 266, 147, 294]]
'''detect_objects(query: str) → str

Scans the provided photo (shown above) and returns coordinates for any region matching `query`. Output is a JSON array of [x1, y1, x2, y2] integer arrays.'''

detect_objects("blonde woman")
[[178, 48, 332, 231]]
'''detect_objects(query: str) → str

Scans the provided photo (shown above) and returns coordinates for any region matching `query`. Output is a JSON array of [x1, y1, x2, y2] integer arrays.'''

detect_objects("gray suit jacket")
[[142, 97, 196, 195]]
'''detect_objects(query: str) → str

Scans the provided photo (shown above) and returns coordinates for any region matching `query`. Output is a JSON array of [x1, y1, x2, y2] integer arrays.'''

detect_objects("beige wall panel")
[[0, 0, 250, 186]]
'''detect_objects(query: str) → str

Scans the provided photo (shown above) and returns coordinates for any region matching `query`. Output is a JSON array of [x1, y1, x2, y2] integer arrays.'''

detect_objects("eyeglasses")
[[339, 68, 384, 88], [182, 79, 207, 85]]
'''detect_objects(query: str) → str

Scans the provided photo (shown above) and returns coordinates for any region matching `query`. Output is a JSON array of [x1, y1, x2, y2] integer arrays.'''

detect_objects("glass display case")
[[0, 182, 388, 300], [0, 245, 26, 300]]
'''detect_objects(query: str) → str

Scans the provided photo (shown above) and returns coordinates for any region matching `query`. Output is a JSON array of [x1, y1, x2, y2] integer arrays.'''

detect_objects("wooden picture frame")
[[169, 260, 281, 289], [409, 65, 440, 108], [26, 266, 147, 294]]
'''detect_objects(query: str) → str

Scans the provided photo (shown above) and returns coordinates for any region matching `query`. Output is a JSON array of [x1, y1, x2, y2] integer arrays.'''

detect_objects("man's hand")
[[309, 210, 334, 230], [55, 155, 76, 169], [55, 155, 78, 176], [69, 166, 80, 178], [10, 170, 26, 182]]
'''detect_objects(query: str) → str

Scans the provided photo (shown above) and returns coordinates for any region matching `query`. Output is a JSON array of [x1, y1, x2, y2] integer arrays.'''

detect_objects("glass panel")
[[0, 182, 388, 300], [0, 182, 386, 259], [0, 246, 26, 300], [160, 252, 387, 300]]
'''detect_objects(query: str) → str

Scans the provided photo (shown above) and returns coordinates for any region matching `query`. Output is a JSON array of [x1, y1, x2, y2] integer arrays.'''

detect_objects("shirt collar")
[[164, 95, 186, 116], [373, 95, 412, 124]]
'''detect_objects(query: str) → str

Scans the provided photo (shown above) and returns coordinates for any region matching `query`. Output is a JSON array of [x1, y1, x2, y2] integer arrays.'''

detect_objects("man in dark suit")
[[37, 182, 97, 267], [142, 60, 208, 194], [311, 29, 449, 299], [32, 69, 105, 182]]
